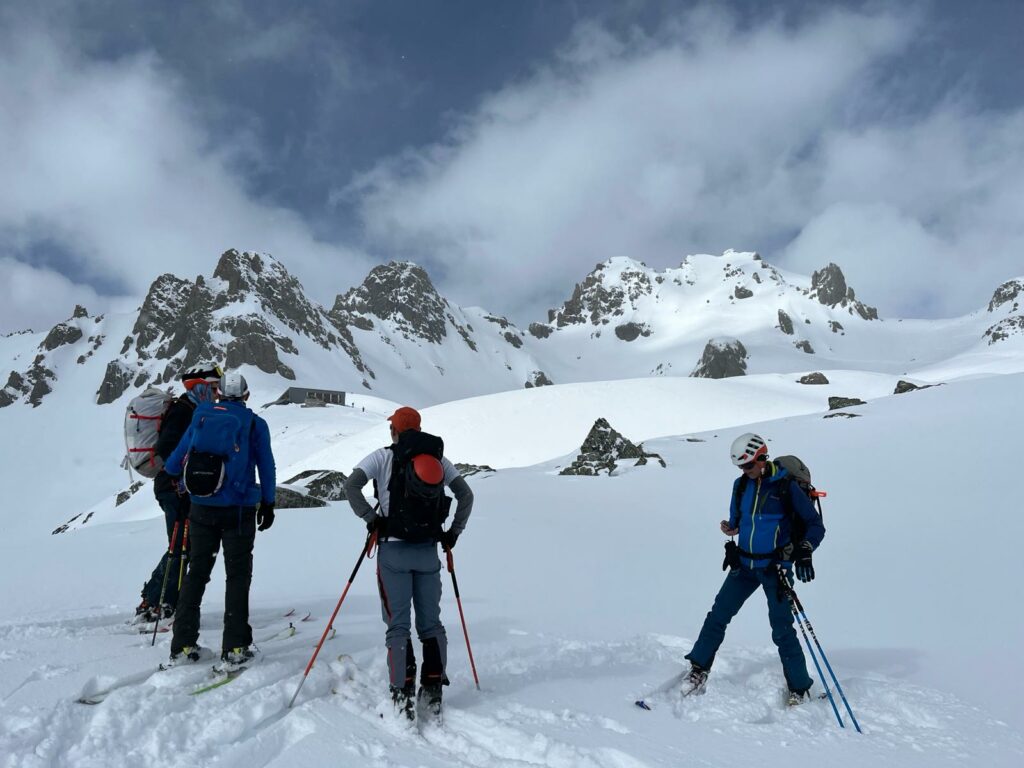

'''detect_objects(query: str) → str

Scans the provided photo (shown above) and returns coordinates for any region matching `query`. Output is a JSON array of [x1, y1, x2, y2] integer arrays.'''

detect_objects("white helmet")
[[220, 371, 249, 400], [730, 433, 767, 466]]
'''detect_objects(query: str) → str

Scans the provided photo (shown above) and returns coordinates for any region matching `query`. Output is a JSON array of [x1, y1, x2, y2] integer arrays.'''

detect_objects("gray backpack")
[[122, 388, 175, 479]]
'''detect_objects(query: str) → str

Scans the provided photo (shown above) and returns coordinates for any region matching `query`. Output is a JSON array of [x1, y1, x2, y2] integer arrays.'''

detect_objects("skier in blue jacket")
[[163, 371, 276, 667], [684, 433, 825, 705]]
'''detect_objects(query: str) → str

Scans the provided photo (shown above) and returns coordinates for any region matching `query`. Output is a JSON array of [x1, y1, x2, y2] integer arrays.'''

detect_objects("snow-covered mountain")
[[3, 249, 1021, 414]]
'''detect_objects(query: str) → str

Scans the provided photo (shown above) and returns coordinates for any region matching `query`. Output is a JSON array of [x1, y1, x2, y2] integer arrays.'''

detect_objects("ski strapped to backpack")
[[378, 430, 452, 543], [122, 388, 177, 480], [731, 455, 827, 561], [183, 404, 255, 497]]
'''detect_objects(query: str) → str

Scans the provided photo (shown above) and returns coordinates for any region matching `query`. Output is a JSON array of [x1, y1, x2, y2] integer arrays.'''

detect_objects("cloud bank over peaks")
[[0, 17, 372, 333], [350, 6, 1024, 322]]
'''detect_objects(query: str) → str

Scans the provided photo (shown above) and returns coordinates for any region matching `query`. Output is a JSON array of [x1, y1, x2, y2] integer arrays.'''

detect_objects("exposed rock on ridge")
[[559, 418, 665, 476]]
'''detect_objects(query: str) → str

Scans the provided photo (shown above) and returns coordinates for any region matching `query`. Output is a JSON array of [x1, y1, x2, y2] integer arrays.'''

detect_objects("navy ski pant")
[[141, 490, 190, 609], [686, 566, 813, 691], [376, 541, 448, 690], [171, 503, 255, 654]]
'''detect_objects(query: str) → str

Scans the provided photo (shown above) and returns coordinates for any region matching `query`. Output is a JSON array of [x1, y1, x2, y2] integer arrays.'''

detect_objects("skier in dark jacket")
[[134, 365, 221, 622], [684, 433, 825, 705], [344, 406, 474, 721], [163, 371, 276, 667]]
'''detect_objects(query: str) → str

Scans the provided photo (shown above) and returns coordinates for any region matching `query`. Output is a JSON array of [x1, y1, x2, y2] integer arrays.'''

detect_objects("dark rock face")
[[794, 340, 815, 354], [548, 261, 653, 327], [987, 280, 1023, 313], [131, 274, 193, 356], [454, 463, 496, 477], [829, 320, 844, 334], [798, 372, 829, 385], [332, 261, 452, 344], [503, 331, 523, 349], [984, 316, 1024, 344], [824, 412, 860, 419], [614, 322, 651, 342], [559, 418, 665, 476], [225, 334, 296, 379], [810, 263, 879, 320], [115, 481, 145, 506], [734, 286, 753, 300], [528, 323, 552, 339], [72, 305, 89, 319], [691, 338, 747, 379], [41, 322, 83, 352], [307, 471, 349, 501], [0, 370, 28, 408], [275, 486, 328, 509], [777, 310, 794, 335], [525, 370, 553, 388], [26, 356, 56, 407], [97, 361, 135, 405], [828, 396, 866, 410]]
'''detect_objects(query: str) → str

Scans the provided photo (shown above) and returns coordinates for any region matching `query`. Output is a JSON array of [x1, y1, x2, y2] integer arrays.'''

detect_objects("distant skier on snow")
[[162, 371, 277, 668], [684, 433, 825, 705], [134, 365, 221, 623], [344, 406, 474, 721]]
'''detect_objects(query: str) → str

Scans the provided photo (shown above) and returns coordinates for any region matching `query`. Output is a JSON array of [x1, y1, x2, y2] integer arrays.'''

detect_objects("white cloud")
[[352, 6, 1024, 320], [0, 18, 373, 333], [0, 258, 117, 333]]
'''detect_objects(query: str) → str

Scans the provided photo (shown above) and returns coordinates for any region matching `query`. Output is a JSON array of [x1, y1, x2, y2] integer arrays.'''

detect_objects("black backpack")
[[382, 430, 451, 543], [733, 455, 825, 547]]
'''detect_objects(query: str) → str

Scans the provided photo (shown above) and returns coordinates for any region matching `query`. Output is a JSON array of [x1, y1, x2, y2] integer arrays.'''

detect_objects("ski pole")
[[445, 546, 480, 690], [151, 520, 181, 646], [288, 531, 377, 709], [788, 585, 863, 733], [177, 519, 190, 593]]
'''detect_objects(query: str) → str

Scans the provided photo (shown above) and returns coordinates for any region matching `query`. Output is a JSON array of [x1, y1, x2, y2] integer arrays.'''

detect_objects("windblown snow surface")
[[1, 371, 1022, 767]]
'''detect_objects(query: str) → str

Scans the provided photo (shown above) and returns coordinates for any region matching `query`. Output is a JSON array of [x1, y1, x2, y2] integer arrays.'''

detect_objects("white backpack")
[[122, 388, 176, 479]]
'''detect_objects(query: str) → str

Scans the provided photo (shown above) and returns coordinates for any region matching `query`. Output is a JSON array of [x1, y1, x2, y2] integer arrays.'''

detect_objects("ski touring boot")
[[684, 662, 708, 696], [165, 645, 205, 668], [787, 686, 812, 707], [390, 683, 416, 722], [216, 645, 260, 674], [418, 683, 443, 725]]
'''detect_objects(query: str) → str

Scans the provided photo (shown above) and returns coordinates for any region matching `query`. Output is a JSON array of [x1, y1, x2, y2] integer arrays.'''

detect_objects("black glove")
[[439, 528, 459, 551], [257, 501, 275, 531], [722, 540, 740, 571], [366, 515, 388, 536], [794, 541, 814, 583]]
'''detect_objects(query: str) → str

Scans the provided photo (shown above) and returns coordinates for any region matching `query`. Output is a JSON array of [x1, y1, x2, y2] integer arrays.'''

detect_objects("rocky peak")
[[72, 305, 89, 319], [331, 261, 451, 344], [547, 258, 653, 328], [691, 338, 748, 379], [559, 418, 665, 475], [131, 274, 194, 356], [809, 263, 879, 321], [988, 279, 1023, 314]]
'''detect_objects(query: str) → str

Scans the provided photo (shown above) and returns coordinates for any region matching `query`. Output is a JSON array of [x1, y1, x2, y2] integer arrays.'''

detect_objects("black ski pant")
[[171, 503, 255, 654]]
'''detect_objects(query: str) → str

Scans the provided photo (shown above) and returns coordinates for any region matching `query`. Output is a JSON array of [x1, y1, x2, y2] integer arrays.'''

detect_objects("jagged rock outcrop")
[[984, 316, 1024, 345], [894, 380, 940, 394], [525, 370, 553, 388], [41, 322, 83, 352], [809, 263, 879, 320], [734, 285, 753, 300], [283, 469, 348, 501], [546, 260, 653, 328], [777, 310, 795, 335], [528, 323, 552, 339], [96, 360, 134, 405], [614, 322, 651, 342], [115, 481, 145, 507], [454, 463, 496, 477], [559, 418, 665, 476], [798, 372, 829, 385], [275, 486, 328, 509], [988, 280, 1023, 313], [794, 340, 815, 354], [828, 396, 866, 410], [691, 338, 747, 379]]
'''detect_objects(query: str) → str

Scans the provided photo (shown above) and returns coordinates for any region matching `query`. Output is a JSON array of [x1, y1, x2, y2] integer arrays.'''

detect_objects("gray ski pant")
[[376, 540, 448, 689]]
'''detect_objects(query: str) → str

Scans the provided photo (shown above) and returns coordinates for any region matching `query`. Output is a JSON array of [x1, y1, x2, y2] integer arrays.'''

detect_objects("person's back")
[[163, 371, 277, 667]]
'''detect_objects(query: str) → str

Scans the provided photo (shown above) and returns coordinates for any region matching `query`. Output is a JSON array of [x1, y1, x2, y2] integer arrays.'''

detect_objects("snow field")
[[1, 372, 1022, 766]]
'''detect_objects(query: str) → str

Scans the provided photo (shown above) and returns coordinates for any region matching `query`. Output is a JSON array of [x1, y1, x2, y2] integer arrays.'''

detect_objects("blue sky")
[[1, 1, 1023, 332]]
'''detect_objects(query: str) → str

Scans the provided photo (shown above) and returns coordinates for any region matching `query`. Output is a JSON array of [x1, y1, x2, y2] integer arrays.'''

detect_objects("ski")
[[633, 669, 688, 711]]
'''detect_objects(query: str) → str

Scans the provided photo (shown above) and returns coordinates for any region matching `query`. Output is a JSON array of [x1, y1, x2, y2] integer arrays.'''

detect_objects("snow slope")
[[1, 370, 1022, 767]]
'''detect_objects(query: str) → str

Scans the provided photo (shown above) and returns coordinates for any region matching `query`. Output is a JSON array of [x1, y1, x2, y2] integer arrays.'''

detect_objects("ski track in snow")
[[1, 612, 1020, 768]]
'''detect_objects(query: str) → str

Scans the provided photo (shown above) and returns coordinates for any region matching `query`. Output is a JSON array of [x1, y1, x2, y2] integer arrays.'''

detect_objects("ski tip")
[[634, 700, 652, 711]]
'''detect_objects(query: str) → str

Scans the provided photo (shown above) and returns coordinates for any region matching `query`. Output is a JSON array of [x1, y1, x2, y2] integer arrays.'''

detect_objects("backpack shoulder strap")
[[732, 475, 748, 521]]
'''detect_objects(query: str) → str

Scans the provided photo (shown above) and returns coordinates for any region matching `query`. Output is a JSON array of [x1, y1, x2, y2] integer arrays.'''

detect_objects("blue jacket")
[[165, 400, 276, 508], [728, 462, 825, 569]]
